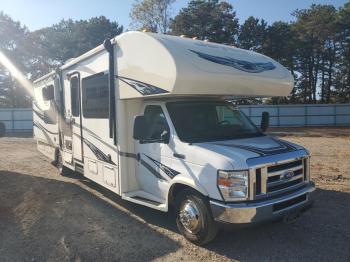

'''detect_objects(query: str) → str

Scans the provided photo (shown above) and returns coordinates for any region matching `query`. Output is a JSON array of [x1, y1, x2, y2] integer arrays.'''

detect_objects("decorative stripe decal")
[[140, 158, 166, 181], [189, 49, 276, 73], [73, 132, 115, 165], [215, 138, 296, 157], [33, 121, 58, 135], [33, 121, 55, 146], [83, 139, 115, 165], [83, 138, 115, 165], [144, 155, 180, 179], [33, 109, 46, 121], [73, 123, 117, 151], [119, 152, 180, 180], [117, 76, 169, 96]]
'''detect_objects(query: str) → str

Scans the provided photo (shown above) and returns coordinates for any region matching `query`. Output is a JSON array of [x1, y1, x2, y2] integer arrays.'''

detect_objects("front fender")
[[166, 176, 209, 209]]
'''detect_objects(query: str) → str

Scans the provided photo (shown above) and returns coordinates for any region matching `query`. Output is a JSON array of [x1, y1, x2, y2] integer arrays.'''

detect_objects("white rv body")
[[33, 32, 314, 244]]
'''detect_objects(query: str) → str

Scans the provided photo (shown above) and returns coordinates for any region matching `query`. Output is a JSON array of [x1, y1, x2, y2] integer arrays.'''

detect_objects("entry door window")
[[82, 73, 109, 119], [70, 76, 80, 117], [143, 105, 170, 143]]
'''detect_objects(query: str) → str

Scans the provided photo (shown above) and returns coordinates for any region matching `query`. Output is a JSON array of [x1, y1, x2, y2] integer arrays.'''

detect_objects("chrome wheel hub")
[[179, 200, 201, 233]]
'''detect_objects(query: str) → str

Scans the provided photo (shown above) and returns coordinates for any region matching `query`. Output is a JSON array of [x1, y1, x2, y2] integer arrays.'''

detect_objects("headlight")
[[304, 157, 311, 181], [217, 170, 249, 201]]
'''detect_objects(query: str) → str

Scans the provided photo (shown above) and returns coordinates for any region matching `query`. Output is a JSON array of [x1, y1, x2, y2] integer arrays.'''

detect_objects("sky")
[[0, 0, 348, 31]]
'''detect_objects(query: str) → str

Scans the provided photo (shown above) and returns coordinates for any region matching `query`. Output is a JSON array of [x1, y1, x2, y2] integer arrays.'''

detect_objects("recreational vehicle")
[[33, 31, 315, 245]]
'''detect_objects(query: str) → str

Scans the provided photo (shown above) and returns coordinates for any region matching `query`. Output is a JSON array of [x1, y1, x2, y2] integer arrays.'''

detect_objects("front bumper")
[[210, 182, 316, 224]]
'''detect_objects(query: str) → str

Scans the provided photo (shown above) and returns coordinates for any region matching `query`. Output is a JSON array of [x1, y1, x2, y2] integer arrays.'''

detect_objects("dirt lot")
[[0, 128, 350, 262]]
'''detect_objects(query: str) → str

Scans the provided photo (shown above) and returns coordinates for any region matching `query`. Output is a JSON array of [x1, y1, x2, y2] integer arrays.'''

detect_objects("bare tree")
[[130, 0, 175, 33]]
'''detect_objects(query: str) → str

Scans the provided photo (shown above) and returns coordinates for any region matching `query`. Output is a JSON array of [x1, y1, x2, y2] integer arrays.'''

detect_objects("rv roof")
[[34, 31, 294, 99]]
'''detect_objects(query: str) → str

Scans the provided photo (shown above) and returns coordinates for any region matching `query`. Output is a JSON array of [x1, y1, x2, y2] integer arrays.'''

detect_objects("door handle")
[[173, 153, 185, 159], [137, 153, 141, 162]]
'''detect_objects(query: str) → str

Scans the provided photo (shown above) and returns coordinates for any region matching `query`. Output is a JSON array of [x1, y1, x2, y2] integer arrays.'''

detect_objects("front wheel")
[[175, 189, 218, 245]]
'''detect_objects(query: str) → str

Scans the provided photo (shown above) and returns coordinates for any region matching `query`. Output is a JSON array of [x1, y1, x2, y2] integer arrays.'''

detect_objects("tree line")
[[0, 0, 349, 108]]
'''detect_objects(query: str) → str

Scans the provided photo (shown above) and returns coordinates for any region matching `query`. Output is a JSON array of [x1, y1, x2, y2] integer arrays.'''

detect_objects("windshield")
[[166, 101, 263, 143]]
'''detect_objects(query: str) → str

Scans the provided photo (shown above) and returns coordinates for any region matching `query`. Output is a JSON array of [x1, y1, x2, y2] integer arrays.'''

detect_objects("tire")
[[56, 150, 69, 175], [0, 122, 5, 137], [175, 188, 218, 245]]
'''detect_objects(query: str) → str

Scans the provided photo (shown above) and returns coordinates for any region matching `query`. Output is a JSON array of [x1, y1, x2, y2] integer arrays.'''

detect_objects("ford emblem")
[[283, 170, 294, 179]]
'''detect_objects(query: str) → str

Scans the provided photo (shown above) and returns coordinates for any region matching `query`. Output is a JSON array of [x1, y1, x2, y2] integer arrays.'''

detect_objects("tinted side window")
[[70, 77, 80, 117], [82, 73, 109, 119], [143, 105, 169, 141], [43, 85, 54, 101]]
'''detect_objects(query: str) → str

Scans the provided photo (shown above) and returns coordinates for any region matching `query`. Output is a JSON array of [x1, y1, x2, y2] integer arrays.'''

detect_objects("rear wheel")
[[175, 189, 218, 245], [56, 150, 69, 175]]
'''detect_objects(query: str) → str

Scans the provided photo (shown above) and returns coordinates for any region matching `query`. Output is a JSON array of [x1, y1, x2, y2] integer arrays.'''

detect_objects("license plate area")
[[273, 194, 307, 213]]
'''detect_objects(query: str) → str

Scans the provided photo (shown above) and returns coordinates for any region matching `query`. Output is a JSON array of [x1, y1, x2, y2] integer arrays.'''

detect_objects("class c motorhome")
[[33, 31, 315, 245]]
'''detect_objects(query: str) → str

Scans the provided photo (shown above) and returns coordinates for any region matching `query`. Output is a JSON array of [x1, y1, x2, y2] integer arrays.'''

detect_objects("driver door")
[[134, 105, 173, 201]]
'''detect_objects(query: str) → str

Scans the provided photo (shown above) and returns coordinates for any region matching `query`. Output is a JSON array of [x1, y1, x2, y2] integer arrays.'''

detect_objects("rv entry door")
[[69, 74, 83, 162]]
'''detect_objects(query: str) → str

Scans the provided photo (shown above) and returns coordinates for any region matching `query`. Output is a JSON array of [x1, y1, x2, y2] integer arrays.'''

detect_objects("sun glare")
[[0, 51, 34, 98]]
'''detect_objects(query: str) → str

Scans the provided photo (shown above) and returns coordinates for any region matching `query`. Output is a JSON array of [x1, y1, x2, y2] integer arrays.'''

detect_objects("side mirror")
[[133, 115, 147, 140], [260, 111, 270, 132], [160, 129, 170, 144]]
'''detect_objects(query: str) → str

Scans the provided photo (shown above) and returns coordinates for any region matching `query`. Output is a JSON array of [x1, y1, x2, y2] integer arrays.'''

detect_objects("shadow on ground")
[[0, 171, 179, 261], [93, 176, 350, 261], [80, 173, 350, 261], [1, 170, 350, 261], [205, 187, 350, 261]]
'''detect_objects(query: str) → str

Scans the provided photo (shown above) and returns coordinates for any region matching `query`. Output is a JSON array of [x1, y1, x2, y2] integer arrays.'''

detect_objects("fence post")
[[11, 109, 15, 132]]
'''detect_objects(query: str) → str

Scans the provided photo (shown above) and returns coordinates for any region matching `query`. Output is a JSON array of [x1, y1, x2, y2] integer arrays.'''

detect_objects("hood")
[[194, 135, 303, 169]]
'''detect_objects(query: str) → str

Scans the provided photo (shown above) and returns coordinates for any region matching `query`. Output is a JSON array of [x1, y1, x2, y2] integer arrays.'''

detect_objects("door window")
[[143, 105, 170, 143], [42, 85, 54, 101], [70, 76, 80, 117], [82, 73, 109, 118]]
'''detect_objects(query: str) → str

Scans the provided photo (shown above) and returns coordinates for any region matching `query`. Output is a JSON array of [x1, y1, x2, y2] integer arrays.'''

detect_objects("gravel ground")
[[0, 128, 349, 262]]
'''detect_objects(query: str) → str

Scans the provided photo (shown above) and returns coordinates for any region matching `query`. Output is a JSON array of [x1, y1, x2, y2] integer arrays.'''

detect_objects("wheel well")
[[168, 183, 206, 206]]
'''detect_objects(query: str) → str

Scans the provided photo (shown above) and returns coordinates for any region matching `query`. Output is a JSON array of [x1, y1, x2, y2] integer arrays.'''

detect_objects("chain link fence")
[[240, 104, 350, 127], [0, 108, 33, 135], [0, 104, 349, 135]]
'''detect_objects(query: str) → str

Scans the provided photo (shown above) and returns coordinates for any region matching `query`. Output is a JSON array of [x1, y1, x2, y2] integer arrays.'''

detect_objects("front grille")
[[268, 159, 303, 173], [267, 168, 303, 184], [255, 168, 262, 195], [268, 178, 303, 192], [253, 158, 307, 199]]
